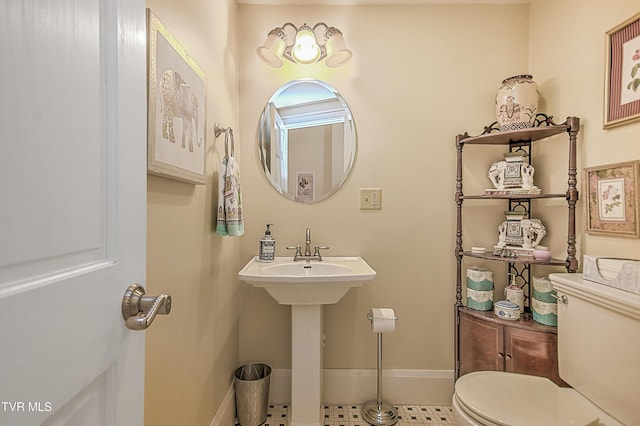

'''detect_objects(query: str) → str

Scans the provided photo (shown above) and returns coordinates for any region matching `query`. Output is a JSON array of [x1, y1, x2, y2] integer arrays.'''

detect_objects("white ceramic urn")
[[495, 75, 540, 131]]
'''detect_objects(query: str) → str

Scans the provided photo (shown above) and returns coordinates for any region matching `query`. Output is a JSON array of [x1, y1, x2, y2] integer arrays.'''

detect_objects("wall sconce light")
[[257, 22, 352, 68]]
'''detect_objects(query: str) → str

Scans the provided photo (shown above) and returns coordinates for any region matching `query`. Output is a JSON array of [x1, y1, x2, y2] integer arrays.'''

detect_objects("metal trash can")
[[234, 363, 272, 426]]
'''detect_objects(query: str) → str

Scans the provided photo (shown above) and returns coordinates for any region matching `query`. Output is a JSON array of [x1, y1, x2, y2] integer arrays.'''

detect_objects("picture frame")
[[147, 9, 207, 184], [296, 172, 315, 202], [585, 161, 639, 238], [604, 12, 640, 129]]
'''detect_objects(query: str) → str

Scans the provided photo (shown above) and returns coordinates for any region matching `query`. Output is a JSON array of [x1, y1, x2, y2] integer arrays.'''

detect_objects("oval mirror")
[[258, 79, 357, 203]]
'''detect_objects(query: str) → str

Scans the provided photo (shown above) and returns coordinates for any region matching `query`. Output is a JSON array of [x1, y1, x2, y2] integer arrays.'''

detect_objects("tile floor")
[[238, 404, 457, 426]]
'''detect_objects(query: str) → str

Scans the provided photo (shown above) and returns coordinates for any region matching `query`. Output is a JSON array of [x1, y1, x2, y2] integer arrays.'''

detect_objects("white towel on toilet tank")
[[370, 308, 396, 333]]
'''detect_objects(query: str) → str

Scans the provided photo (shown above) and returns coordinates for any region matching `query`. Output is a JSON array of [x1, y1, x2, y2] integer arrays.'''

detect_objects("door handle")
[[122, 284, 172, 330]]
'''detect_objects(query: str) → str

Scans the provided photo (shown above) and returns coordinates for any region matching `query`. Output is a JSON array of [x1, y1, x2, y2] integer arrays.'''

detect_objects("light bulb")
[[291, 25, 320, 65]]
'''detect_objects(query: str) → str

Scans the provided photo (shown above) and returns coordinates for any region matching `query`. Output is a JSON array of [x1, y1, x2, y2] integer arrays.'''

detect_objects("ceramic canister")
[[532, 298, 558, 326], [466, 267, 494, 291], [533, 246, 552, 261], [532, 276, 557, 303], [467, 288, 494, 311], [505, 286, 524, 313], [495, 75, 540, 131], [494, 300, 520, 321]]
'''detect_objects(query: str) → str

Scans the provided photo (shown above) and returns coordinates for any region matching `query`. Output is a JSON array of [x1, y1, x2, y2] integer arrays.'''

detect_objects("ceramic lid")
[[455, 371, 600, 426], [494, 300, 519, 309], [467, 265, 488, 271]]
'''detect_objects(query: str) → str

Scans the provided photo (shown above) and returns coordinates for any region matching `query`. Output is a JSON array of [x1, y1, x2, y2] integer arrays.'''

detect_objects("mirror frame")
[[258, 79, 357, 203]]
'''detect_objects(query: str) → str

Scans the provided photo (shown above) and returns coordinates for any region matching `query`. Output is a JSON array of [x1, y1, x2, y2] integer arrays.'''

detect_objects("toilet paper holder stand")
[[362, 311, 398, 426], [366, 313, 399, 322]]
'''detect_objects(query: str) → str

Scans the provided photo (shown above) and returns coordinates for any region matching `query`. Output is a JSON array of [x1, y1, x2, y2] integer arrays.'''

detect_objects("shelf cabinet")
[[454, 114, 580, 381], [458, 309, 566, 386]]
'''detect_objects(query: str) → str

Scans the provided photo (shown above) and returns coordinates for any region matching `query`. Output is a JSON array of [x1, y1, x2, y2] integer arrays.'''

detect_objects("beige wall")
[[144, 0, 240, 425], [529, 0, 640, 259], [238, 4, 530, 372], [143, 0, 640, 423]]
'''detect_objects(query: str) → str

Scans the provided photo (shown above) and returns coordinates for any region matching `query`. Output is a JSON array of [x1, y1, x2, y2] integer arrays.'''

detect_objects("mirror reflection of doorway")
[[259, 79, 356, 203]]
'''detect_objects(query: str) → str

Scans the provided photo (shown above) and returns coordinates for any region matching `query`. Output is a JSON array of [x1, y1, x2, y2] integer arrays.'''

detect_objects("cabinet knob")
[[505, 354, 512, 361], [497, 353, 504, 359]]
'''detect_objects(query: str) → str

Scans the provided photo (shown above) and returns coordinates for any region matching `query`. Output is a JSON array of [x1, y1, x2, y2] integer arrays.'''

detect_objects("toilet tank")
[[550, 273, 640, 425]]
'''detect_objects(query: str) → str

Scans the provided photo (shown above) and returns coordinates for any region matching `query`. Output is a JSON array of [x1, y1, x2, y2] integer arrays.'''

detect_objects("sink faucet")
[[287, 228, 329, 261], [304, 228, 312, 257]]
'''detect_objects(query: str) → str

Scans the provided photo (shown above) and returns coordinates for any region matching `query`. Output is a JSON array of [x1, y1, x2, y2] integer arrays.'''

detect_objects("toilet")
[[452, 273, 639, 426]]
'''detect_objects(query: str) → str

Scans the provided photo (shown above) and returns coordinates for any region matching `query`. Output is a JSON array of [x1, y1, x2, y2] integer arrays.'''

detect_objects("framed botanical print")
[[604, 13, 640, 128], [585, 161, 639, 237], [296, 172, 314, 203]]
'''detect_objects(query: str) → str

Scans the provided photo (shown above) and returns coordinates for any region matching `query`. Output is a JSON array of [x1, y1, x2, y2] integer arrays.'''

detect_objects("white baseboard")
[[268, 368, 292, 405], [269, 369, 454, 406], [209, 382, 236, 426]]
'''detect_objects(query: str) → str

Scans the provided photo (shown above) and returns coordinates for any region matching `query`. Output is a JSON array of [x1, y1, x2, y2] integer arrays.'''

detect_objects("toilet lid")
[[455, 371, 600, 426]]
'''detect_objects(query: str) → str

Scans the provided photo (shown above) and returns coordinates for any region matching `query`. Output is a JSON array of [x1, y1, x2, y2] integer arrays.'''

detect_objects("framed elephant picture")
[[147, 9, 207, 184]]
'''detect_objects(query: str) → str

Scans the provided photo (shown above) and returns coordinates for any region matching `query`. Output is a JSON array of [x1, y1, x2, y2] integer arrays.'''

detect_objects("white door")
[[269, 103, 288, 191], [0, 0, 148, 425]]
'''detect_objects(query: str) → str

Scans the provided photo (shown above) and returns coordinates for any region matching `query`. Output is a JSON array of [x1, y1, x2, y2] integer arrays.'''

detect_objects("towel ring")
[[214, 122, 228, 138], [224, 128, 235, 158], [214, 122, 235, 158]]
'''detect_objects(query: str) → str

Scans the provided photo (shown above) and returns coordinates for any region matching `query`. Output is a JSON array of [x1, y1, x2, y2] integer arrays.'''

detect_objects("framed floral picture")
[[296, 172, 314, 203], [604, 12, 640, 128], [585, 161, 639, 237]]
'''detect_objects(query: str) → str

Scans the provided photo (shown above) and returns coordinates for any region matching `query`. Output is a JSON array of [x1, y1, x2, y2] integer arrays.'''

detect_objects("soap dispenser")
[[258, 224, 275, 262], [504, 273, 524, 313]]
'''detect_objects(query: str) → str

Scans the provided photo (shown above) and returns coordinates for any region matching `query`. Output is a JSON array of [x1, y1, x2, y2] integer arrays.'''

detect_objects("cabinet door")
[[505, 327, 566, 386], [459, 312, 504, 376]]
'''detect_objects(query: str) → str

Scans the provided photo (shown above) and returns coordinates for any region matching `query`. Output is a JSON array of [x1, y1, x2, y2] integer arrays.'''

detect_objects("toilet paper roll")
[[370, 308, 396, 333]]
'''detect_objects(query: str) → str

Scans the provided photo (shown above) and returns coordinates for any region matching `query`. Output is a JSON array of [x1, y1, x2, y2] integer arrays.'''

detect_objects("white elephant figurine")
[[488, 161, 536, 190], [497, 218, 546, 249], [160, 69, 201, 152]]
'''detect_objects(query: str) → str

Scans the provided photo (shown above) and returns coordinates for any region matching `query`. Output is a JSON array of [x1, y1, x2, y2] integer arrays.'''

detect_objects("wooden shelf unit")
[[453, 114, 580, 381]]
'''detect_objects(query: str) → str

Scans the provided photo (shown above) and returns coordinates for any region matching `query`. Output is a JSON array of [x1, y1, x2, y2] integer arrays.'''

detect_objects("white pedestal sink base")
[[237, 256, 377, 425], [290, 305, 323, 426]]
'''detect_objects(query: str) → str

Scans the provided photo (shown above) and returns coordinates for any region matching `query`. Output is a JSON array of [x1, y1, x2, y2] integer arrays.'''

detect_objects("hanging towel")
[[216, 129, 244, 236]]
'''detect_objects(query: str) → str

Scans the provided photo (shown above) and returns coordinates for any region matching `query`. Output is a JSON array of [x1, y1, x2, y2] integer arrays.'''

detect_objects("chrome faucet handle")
[[286, 245, 303, 259], [313, 245, 330, 260]]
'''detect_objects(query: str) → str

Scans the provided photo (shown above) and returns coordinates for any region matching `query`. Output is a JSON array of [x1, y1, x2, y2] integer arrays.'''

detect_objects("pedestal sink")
[[238, 256, 377, 426]]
